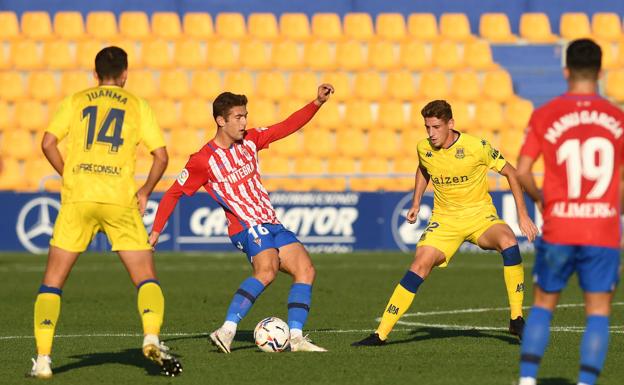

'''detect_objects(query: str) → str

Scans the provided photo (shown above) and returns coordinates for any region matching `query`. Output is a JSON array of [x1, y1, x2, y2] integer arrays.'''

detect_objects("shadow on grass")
[[385, 327, 519, 346], [52, 348, 163, 376], [539, 378, 575, 385], [159, 330, 258, 353]]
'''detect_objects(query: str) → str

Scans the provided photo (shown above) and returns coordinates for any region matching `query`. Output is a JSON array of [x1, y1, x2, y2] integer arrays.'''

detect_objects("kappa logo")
[[17, 197, 61, 254], [40, 319, 53, 326], [143, 308, 153, 314], [425, 151, 433, 158], [516, 283, 525, 293], [386, 304, 400, 315]]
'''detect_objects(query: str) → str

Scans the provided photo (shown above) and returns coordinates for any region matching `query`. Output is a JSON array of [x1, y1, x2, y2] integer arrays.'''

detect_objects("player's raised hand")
[[315, 83, 334, 106], [519, 214, 539, 242], [148, 231, 160, 249], [406, 206, 419, 224]]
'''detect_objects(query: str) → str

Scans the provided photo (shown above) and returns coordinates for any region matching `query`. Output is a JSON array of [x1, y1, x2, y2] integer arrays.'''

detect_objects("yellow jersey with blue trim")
[[46, 85, 165, 207], [417, 131, 507, 215]]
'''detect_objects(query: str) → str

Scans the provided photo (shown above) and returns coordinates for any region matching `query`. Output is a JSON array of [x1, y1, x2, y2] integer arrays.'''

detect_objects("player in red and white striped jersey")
[[150, 84, 334, 353]]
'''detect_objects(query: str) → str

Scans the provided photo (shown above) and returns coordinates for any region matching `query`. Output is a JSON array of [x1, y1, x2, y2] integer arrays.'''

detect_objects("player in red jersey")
[[150, 84, 334, 353], [516, 39, 624, 385]]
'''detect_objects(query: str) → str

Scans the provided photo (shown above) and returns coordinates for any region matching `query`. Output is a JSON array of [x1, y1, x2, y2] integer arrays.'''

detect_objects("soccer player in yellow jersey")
[[353, 100, 539, 346], [29, 47, 181, 378]]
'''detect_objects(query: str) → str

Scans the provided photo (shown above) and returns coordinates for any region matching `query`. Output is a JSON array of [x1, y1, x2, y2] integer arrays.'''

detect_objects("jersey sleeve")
[[176, 153, 210, 196], [480, 139, 507, 172], [46, 96, 73, 141], [138, 98, 166, 153], [519, 113, 542, 160]]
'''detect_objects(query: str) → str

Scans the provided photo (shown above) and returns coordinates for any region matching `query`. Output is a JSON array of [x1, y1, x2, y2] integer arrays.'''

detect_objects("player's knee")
[[294, 263, 315, 284], [254, 268, 278, 286], [498, 234, 518, 252]]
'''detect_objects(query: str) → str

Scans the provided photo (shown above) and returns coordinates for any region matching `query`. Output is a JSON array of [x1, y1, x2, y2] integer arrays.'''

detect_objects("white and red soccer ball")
[[254, 317, 290, 352]]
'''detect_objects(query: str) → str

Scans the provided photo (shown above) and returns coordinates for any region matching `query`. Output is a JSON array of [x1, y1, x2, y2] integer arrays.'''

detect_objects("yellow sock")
[[503, 264, 525, 319], [34, 291, 61, 355], [376, 284, 416, 340], [137, 280, 164, 335]]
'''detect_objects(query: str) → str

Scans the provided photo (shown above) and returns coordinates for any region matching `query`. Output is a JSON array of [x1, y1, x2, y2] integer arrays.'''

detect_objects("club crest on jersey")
[[455, 147, 465, 159], [176, 168, 189, 186]]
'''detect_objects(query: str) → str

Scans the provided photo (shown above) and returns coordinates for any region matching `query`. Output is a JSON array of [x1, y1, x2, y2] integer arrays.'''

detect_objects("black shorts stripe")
[[287, 302, 310, 312], [580, 365, 601, 376], [235, 289, 257, 303], [520, 354, 542, 364]]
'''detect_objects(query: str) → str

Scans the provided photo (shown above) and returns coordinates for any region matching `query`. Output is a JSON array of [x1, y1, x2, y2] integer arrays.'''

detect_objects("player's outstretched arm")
[[516, 155, 543, 213], [148, 182, 184, 248], [137, 147, 169, 215], [406, 165, 430, 224], [500, 162, 539, 241], [41, 132, 64, 176]]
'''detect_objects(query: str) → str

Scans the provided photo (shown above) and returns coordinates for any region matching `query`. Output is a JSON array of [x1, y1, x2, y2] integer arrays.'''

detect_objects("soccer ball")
[[254, 317, 290, 352]]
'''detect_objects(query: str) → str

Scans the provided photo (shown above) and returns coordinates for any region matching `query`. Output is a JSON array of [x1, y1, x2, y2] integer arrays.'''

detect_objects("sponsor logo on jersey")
[[73, 163, 122, 176], [225, 163, 255, 184], [431, 175, 469, 185], [455, 147, 465, 159], [176, 168, 189, 185], [551, 202, 617, 218]]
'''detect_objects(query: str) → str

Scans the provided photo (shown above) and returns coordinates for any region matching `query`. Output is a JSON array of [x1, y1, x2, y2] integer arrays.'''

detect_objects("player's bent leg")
[[577, 293, 612, 385]]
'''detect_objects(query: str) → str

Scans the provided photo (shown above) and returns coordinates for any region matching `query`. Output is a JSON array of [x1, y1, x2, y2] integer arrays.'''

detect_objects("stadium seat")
[[498, 130, 526, 159], [256, 72, 287, 102], [28, 72, 58, 102], [2, 130, 35, 159], [119, 11, 150, 40], [0, 47, 9, 70], [0, 71, 25, 102], [0, 11, 19, 40], [240, 40, 271, 70], [174, 39, 206, 68], [520, 13, 558, 43], [399, 41, 430, 71], [292, 157, 327, 191], [25, 158, 60, 191], [605, 70, 624, 102], [125, 70, 158, 99], [247, 99, 277, 128], [505, 98, 533, 130], [143, 39, 173, 69], [54, 11, 85, 40], [271, 40, 302, 70], [216, 13, 246, 40], [450, 71, 481, 102], [107, 38, 141, 68], [181, 98, 212, 128], [386, 71, 417, 101], [21, 11, 52, 40], [321, 72, 351, 103], [475, 100, 505, 133], [309, 99, 341, 129], [479, 13, 517, 43], [464, 40, 497, 70], [289, 72, 319, 100], [336, 41, 366, 71], [169, 128, 201, 156], [407, 13, 438, 41], [86, 11, 118, 40], [60, 71, 92, 96], [560, 13, 591, 40], [0, 101, 12, 131], [378, 101, 409, 131], [76, 39, 103, 69], [592, 13, 622, 41], [391, 156, 418, 190], [279, 13, 311, 42], [596, 40, 617, 69], [369, 130, 399, 158], [258, 154, 291, 190], [15, 100, 46, 131], [431, 40, 463, 71], [271, 131, 303, 157], [376, 13, 406, 42], [152, 12, 181, 40], [43, 40, 75, 70], [344, 101, 374, 131], [223, 71, 255, 97], [277, 98, 308, 121], [483, 70, 514, 102], [336, 128, 367, 157], [327, 156, 356, 191], [303, 128, 334, 157], [353, 71, 383, 101], [160, 70, 190, 100], [190, 70, 222, 100], [419, 71, 449, 100], [448, 100, 476, 132], [311, 13, 342, 41], [0, 158, 22, 190], [352, 157, 391, 191], [151, 98, 180, 129], [183, 12, 214, 40], [208, 40, 238, 70], [11, 40, 42, 70], [344, 13, 374, 41], [369, 41, 398, 71], [399, 130, 427, 158], [248, 13, 279, 41], [440, 13, 473, 42]]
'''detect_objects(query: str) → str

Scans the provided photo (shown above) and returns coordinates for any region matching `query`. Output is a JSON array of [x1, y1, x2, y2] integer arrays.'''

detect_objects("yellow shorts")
[[50, 202, 150, 252], [417, 206, 506, 267]]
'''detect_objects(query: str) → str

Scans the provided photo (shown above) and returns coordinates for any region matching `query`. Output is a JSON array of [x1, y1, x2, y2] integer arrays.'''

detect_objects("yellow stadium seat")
[[25, 158, 61, 191], [22, 11, 52, 40], [592, 13, 622, 41], [353, 71, 383, 101], [277, 99, 307, 121], [0, 71, 25, 102], [407, 13, 438, 41], [15, 100, 46, 131], [207, 40, 238, 70], [344, 101, 374, 131], [386, 71, 417, 101], [479, 13, 517, 43], [310, 100, 341, 129], [152, 12, 181, 40], [483, 70, 514, 102], [151, 99, 180, 129], [369, 41, 398, 71], [43, 40, 75, 70], [11, 40, 42, 70], [270, 131, 303, 157], [216, 13, 246, 40], [597, 40, 617, 69], [475, 100, 505, 133], [28, 72, 58, 102], [352, 157, 391, 191], [498, 130, 526, 160], [174, 39, 206, 68], [336, 129, 367, 158], [289, 72, 318, 100], [399, 130, 428, 158], [520, 13, 558, 43], [376, 13, 406, 42], [505, 98, 533, 130], [125, 70, 158, 99], [605, 70, 624, 102], [160, 70, 190, 100], [240, 40, 271, 70], [60, 71, 92, 96], [191, 70, 222, 100], [247, 99, 277, 128], [378, 101, 409, 131], [303, 128, 334, 157], [181, 98, 212, 128], [450, 71, 481, 102], [448, 100, 476, 132], [107, 38, 141, 68], [169, 128, 201, 157], [183, 12, 214, 40], [279, 13, 311, 42], [369, 130, 399, 158], [0, 11, 19, 40], [249, 13, 279, 41], [311, 13, 342, 41], [431, 40, 463, 71], [223, 71, 255, 97], [303, 40, 335, 70], [327, 156, 355, 191], [560, 12, 591, 40], [399, 41, 430, 71], [440, 13, 473, 42], [0, 158, 23, 190], [54, 11, 85, 40], [119, 11, 150, 40], [76, 39, 103, 69], [0, 47, 9, 70], [2, 131, 34, 159], [336, 41, 366, 71], [344, 13, 374, 41], [256, 72, 287, 102], [419, 71, 449, 100], [271, 40, 302, 70], [464, 40, 498, 70], [142, 39, 173, 69], [0, 101, 12, 131], [321, 72, 350, 103], [258, 154, 291, 191], [291, 157, 326, 191], [391, 156, 418, 191], [86, 11, 118, 40]]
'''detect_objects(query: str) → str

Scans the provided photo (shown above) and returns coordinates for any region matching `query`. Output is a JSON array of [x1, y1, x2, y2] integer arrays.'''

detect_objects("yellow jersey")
[[417, 131, 507, 215], [46, 85, 165, 207]]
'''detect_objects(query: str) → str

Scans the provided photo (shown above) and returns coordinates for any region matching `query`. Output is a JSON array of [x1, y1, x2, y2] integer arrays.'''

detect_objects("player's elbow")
[[41, 133, 58, 153], [152, 147, 169, 167]]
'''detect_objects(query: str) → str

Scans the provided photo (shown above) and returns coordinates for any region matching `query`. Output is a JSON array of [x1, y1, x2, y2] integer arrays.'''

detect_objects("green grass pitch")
[[1, 251, 623, 385]]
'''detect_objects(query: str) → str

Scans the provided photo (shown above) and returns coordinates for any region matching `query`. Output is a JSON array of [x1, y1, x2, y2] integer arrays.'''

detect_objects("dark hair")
[[95, 46, 128, 80], [566, 38, 601, 80], [213, 92, 248, 122], [421, 100, 453, 122]]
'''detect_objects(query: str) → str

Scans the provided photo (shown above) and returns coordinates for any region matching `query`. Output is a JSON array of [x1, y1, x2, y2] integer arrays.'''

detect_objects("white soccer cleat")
[[518, 377, 537, 385], [210, 327, 235, 353], [28, 355, 52, 379], [142, 335, 183, 377], [290, 335, 327, 352]]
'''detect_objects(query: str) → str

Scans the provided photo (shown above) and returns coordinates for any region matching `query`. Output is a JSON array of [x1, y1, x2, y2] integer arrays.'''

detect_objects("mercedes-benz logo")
[[16, 197, 61, 254]]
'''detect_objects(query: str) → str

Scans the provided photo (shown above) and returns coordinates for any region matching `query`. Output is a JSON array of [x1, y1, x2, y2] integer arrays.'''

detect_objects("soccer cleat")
[[142, 338, 183, 377], [210, 327, 235, 354], [509, 316, 525, 340], [518, 376, 537, 385], [351, 333, 387, 347], [290, 335, 327, 352], [28, 355, 52, 379]]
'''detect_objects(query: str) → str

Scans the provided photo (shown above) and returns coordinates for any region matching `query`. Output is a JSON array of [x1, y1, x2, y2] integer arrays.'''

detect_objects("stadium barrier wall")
[[2, 191, 541, 254]]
